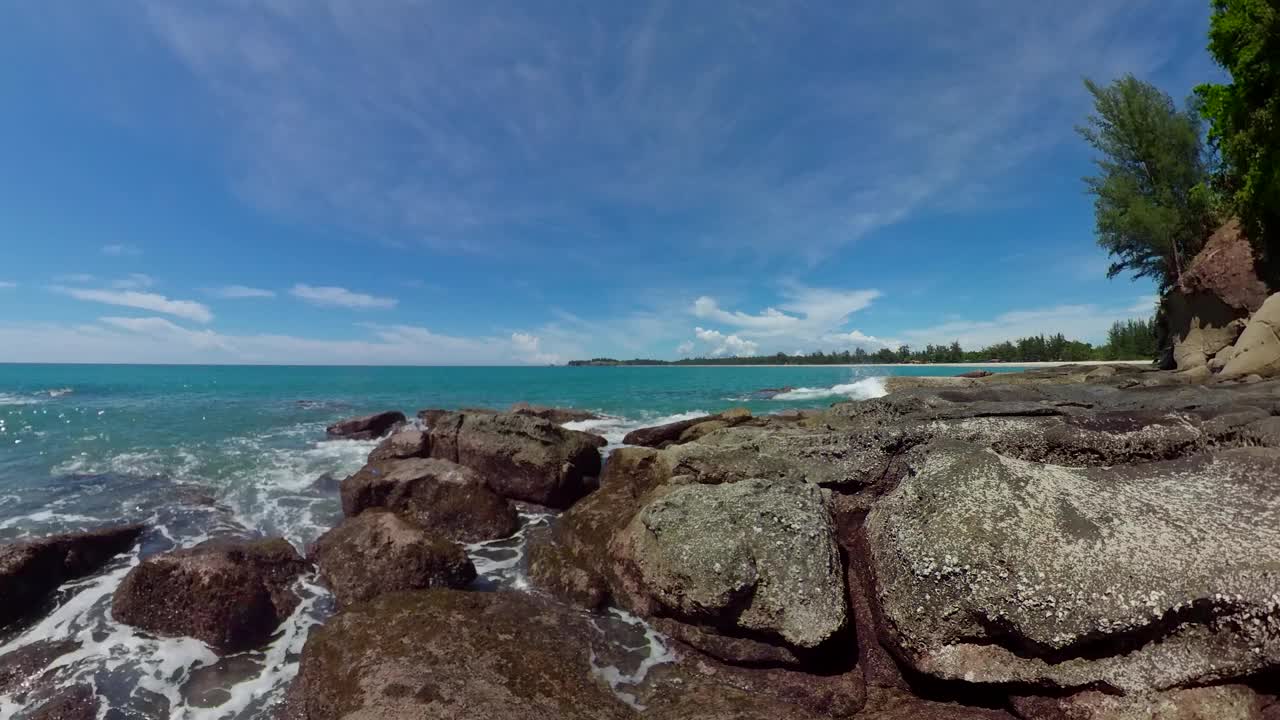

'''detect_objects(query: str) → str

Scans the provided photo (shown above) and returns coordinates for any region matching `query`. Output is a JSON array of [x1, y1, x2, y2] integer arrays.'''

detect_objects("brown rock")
[[0, 639, 80, 695], [310, 510, 475, 607], [622, 414, 718, 447], [0, 524, 145, 630], [26, 684, 100, 720], [623, 409, 753, 448], [324, 411, 405, 440], [281, 590, 634, 720], [509, 402, 600, 424], [859, 688, 1015, 719], [957, 370, 994, 379], [527, 447, 671, 610], [1181, 219, 1270, 314], [112, 537, 309, 653], [676, 419, 730, 443], [340, 457, 518, 543], [1011, 685, 1265, 720], [428, 411, 602, 508], [365, 428, 430, 463]]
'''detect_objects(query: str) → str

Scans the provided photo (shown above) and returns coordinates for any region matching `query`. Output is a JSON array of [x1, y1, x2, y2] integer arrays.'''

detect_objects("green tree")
[[1195, 0, 1280, 285], [1078, 75, 1216, 289]]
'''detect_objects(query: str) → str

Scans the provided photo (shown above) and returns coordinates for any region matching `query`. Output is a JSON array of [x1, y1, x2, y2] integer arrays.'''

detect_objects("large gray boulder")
[[0, 524, 145, 630], [112, 537, 309, 653], [611, 478, 847, 652], [866, 441, 1280, 692], [429, 411, 602, 508], [310, 510, 475, 607], [340, 457, 519, 543]]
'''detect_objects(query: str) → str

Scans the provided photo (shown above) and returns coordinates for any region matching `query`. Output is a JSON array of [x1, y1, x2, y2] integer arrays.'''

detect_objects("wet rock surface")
[[0, 640, 80, 696], [23, 684, 99, 720], [111, 537, 310, 653], [428, 410, 602, 508], [340, 457, 519, 543], [281, 590, 635, 720], [310, 510, 475, 607], [324, 411, 406, 440], [0, 524, 145, 630]]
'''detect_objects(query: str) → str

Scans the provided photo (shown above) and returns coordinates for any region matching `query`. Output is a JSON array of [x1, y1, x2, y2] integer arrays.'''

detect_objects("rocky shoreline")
[[3, 365, 1280, 719]]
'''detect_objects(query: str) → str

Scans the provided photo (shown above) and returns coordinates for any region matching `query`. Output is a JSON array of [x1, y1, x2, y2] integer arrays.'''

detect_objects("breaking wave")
[[770, 377, 887, 401]]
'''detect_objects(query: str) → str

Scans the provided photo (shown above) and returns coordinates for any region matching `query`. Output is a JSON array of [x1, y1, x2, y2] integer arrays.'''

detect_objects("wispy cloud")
[[101, 243, 141, 256], [209, 285, 276, 299], [53, 286, 214, 323], [0, 318, 564, 366], [689, 285, 881, 351], [289, 284, 397, 309], [122, 0, 1204, 261], [111, 273, 155, 290], [0, 281, 16, 289]]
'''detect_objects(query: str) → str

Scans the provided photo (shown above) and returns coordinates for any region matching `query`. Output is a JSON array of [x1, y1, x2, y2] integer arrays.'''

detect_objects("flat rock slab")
[[867, 441, 1280, 692]]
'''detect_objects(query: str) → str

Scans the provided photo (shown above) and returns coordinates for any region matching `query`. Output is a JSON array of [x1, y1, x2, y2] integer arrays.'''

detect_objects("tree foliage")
[[1195, 0, 1280, 285], [1078, 75, 1216, 290], [568, 323, 1158, 366]]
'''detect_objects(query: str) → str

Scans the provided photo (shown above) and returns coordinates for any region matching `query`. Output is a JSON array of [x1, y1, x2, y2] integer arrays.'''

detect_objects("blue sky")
[[0, 1, 1218, 364]]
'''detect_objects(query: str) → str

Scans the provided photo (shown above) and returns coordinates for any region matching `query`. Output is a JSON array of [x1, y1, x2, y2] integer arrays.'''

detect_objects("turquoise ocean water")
[[0, 363, 1019, 718]]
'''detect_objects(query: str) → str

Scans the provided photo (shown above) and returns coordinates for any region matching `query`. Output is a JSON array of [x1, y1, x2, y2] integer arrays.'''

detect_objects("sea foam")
[[770, 376, 887, 401]]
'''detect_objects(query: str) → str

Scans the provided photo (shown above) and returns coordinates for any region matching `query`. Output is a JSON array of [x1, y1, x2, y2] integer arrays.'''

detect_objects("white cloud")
[[693, 287, 880, 339], [111, 273, 155, 290], [101, 244, 141, 256], [54, 286, 214, 323], [209, 285, 276, 299], [510, 332, 561, 365], [100, 316, 231, 350], [676, 340, 694, 355], [900, 297, 1157, 349], [0, 318, 567, 365], [692, 327, 759, 357], [289, 284, 397, 309], [0, 281, 15, 289], [820, 329, 900, 349]]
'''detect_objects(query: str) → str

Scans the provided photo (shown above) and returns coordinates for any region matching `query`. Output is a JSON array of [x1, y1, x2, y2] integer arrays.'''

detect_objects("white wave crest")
[[770, 377, 887, 401], [563, 410, 709, 448]]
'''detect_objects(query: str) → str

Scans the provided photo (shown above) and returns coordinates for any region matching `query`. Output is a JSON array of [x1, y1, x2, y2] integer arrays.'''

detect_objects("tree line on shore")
[[1082, 0, 1278, 292], [569, 318, 1157, 366]]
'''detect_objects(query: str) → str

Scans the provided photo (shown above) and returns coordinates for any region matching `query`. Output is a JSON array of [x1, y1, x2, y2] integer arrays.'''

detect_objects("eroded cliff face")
[[1166, 219, 1271, 372]]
